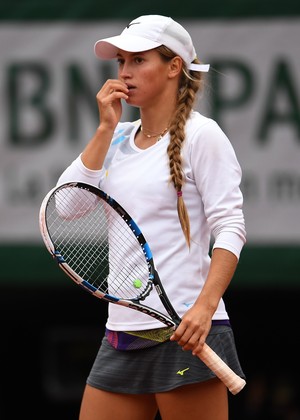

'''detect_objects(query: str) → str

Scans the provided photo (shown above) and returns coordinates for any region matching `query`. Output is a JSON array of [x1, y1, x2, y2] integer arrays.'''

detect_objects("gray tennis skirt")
[[86, 324, 245, 394]]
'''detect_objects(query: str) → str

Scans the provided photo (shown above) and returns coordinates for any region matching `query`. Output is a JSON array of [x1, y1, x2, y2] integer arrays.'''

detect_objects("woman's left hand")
[[169, 304, 212, 356]]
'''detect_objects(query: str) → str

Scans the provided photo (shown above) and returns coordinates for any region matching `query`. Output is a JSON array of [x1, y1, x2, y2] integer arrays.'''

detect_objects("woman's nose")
[[119, 63, 132, 79]]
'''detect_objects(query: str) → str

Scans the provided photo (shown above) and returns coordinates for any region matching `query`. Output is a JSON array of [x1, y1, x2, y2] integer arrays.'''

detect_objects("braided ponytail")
[[157, 46, 203, 247]]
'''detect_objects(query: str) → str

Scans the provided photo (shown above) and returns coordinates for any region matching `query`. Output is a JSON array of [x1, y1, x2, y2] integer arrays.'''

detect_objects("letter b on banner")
[[8, 62, 54, 147]]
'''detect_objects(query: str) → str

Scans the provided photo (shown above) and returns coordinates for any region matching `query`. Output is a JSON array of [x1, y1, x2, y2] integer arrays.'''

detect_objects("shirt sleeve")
[[190, 119, 246, 259], [57, 154, 105, 187], [56, 121, 136, 187]]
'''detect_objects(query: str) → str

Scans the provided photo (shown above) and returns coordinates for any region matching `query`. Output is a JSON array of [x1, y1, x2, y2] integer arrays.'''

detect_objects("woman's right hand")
[[80, 80, 129, 170], [96, 79, 129, 131]]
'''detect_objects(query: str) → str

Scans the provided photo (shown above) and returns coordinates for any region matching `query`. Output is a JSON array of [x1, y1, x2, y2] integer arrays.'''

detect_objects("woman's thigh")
[[79, 384, 158, 420], [155, 378, 228, 420]]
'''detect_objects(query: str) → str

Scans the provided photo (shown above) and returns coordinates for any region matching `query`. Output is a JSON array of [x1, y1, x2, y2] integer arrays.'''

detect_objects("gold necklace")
[[140, 126, 169, 141]]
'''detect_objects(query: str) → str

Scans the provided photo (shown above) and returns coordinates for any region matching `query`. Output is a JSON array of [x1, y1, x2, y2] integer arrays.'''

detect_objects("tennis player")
[[57, 15, 246, 420]]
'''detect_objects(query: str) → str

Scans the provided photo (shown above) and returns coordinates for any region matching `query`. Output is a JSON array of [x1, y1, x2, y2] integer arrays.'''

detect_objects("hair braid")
[[157, 46, 203, 247]]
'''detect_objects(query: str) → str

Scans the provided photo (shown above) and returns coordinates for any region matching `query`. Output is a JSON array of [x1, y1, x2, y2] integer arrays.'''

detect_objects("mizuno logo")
[[126, 22, 141, 29], [176, 368, 190, 376]]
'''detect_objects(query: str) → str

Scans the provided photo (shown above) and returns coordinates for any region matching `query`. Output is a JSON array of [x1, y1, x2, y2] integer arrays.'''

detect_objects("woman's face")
[[116, 49, 176, 108]]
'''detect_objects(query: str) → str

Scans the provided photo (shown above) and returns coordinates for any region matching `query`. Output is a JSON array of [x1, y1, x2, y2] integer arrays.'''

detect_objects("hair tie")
[[177, 191, 182, 197]]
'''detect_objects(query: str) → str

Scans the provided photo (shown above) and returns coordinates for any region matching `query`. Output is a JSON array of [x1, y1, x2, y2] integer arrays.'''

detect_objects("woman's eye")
[[116, 57, 144, 66], [135, 57, 144, 64]]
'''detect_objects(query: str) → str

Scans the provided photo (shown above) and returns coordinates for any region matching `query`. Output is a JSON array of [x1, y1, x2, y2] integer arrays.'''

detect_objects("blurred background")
[[0, 1, 300, 419]]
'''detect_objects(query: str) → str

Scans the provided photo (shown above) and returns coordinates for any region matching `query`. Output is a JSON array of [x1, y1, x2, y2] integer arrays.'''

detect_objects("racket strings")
[[50, 191, 105, 280], [46, 187, 151, 300]]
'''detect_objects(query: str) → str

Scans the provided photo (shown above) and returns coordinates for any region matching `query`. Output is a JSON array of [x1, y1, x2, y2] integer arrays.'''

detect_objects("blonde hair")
[[156, 45, 203, 247]]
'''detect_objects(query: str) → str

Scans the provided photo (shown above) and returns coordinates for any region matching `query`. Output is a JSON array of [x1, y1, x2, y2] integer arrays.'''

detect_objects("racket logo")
[[128, 302, 175, 327]]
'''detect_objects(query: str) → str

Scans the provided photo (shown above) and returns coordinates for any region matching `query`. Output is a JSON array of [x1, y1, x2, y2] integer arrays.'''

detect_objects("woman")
[[58, 15, 246, 420]]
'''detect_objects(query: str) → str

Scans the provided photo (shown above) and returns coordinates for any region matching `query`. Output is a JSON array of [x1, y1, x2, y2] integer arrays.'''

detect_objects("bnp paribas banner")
[[0, 19, 299, 245]]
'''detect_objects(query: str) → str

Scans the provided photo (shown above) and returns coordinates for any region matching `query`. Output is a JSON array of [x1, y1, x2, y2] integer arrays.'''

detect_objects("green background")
[[1, 0, 300, 20]]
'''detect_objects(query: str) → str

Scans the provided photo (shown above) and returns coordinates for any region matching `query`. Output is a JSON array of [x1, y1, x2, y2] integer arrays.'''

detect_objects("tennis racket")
[[39, 181, 246, 395]]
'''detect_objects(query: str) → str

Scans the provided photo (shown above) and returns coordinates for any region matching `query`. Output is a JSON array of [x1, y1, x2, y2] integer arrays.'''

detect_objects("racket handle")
[[199, 343, 246, 395]]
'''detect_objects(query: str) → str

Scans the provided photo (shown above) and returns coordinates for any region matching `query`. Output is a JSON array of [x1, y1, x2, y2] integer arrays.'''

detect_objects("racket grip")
[[199, 343, 246, 395]]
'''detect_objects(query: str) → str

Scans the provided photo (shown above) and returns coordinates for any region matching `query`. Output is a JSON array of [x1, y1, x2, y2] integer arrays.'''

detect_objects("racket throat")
[[154, 272, 181, 326]]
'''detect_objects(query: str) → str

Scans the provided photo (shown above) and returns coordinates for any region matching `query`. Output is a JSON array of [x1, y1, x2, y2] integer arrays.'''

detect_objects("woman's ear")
[[168, 56, 183, 78]]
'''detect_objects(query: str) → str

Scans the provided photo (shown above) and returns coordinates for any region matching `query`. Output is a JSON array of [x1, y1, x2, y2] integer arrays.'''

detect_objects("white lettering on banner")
[[0, 20, 299, 244]]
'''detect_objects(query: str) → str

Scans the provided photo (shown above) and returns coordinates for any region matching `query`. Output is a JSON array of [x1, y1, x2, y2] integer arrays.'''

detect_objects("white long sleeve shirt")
[[57, 111, 246, 330]]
